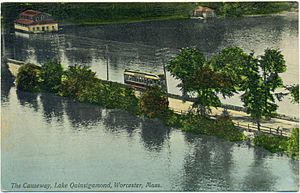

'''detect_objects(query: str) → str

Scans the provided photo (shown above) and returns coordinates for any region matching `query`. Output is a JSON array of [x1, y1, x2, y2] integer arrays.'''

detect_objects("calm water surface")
[[3, 13, 299, 117], [1, 86, 299, 191], [1, 14, 299, 191]]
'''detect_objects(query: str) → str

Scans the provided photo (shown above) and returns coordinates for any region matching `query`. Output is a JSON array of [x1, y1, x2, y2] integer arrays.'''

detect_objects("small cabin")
[[193, 6, 215, 18], [14, 10, 58, 33]]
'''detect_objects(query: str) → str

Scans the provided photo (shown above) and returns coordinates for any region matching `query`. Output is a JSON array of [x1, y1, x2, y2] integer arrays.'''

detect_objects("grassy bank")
[[253, 128, 299, 159], [180, 113, 245, 142]]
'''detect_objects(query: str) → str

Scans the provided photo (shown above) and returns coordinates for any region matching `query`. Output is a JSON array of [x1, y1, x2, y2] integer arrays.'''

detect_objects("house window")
[[46, 26, 49, 30], [52, 26, 55, 30], [37, 27, 40, 30], [32, 27, 35, 31], [42, 27, 45, 31]]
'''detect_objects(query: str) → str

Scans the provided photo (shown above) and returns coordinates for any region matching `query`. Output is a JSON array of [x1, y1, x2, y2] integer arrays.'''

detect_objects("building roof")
[[194, 6, 214, 13], [15, 10, 57, 26], [15, 18, 57, 25], [20, 10, 42, 17]]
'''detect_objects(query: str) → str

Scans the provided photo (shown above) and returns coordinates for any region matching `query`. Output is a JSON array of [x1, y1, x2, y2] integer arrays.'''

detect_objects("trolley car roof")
[[124, 69, 161, 80]]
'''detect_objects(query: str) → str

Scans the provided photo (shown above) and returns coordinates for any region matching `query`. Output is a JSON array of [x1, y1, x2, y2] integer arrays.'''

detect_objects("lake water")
[[3, 13, 299, 117], [1, 14, 299, 191]]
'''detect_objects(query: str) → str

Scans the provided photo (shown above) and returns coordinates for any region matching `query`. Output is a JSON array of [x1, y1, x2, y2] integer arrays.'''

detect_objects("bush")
[[59, 65, 97, 98], [59, 66, 139, 113], [139, 86, 169, 118], [181, 113, 244, 141], [286, 128, 299, 159], [40, 61, 64, 93], [253, 134, 288, 153], [16, 63, 42, 92], [160, 109, 182, 127]]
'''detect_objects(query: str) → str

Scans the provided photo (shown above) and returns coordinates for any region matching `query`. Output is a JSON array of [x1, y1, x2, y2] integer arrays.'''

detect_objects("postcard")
[[1, 2, 299, 192]]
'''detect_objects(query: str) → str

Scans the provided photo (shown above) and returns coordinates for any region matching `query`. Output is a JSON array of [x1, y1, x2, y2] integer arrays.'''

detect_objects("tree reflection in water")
[[1, 62, 14, 103], [140, 118, 170, 152], [64, 100, 103, 129], [289, 159, 299, 187], [179, 134, 234, 191], [240, 148, 277, 191], [40, 93, 64, 124], [16, 89, 39, 112], [102, 109, 140, 136]]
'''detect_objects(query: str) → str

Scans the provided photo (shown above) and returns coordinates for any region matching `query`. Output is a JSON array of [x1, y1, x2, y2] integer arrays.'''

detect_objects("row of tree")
[[1, 3, 195, 25], [198, 2, 295, 17], [2, 2, 295, 26], [16, 62, 139, 113], [167, 47, 298, 129]]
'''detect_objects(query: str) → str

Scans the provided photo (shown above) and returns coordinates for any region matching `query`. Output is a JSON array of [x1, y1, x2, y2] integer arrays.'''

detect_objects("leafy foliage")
[[252, 128, 298, 159], [76, 79, 139, 113], [1, 3, 196, 25], [286, 128, 299, 159], [16, 63, 42, 92], [2, 2, 294, 26], [253, 134, 288, 153], [139, 86, 169, 118], [59, 65, 138, 112], [287, 84, 299, 103], [167, 48, 237, 116], [198, 2, 294, 17], [167, 48, 206, 93], [40, 61, 64, 93], [60, 65, 97, 98], [181, 113, 244, 142], [210, 46, 248, 90], [241, 49, 286, 129]]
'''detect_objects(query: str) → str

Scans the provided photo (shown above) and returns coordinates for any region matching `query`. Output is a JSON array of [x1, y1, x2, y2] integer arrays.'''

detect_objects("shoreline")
[[58, 11, 298, 27], [59, 15, 189, 27], [3, 11, 297, 29]]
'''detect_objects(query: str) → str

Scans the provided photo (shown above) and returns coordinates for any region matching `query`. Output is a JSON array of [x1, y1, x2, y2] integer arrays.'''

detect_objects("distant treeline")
[[198, 2, 296, 16], [1, 2, 296, 25], [1, 3, 196, 25]]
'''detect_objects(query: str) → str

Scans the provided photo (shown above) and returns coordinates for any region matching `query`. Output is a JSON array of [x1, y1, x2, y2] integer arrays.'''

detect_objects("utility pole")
[[155, 47, 170, 93], [1, 23, 5, 58], [163, 62, 168, 92], [106, 45, 109, 81]]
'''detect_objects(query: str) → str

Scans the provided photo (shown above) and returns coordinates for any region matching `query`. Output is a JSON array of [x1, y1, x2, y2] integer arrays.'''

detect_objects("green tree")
[[16, 63, 42, 92], [59, 65, 97, 98], [139, 86, 169, 118], [210, 46, 248, 96], [167, 48, 236, 116], [40, 61, 64, 93], [287, 84, 299, 103], [240, 52, 264, 129], [241, 49, 286, 129], [167, 48, 206, 95], [191, 65, 230, 116]]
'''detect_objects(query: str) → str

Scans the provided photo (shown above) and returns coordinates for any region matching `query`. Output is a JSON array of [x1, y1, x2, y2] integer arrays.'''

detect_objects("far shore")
[[58, 11, 298, 27], [59, 15, 189, 27]]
